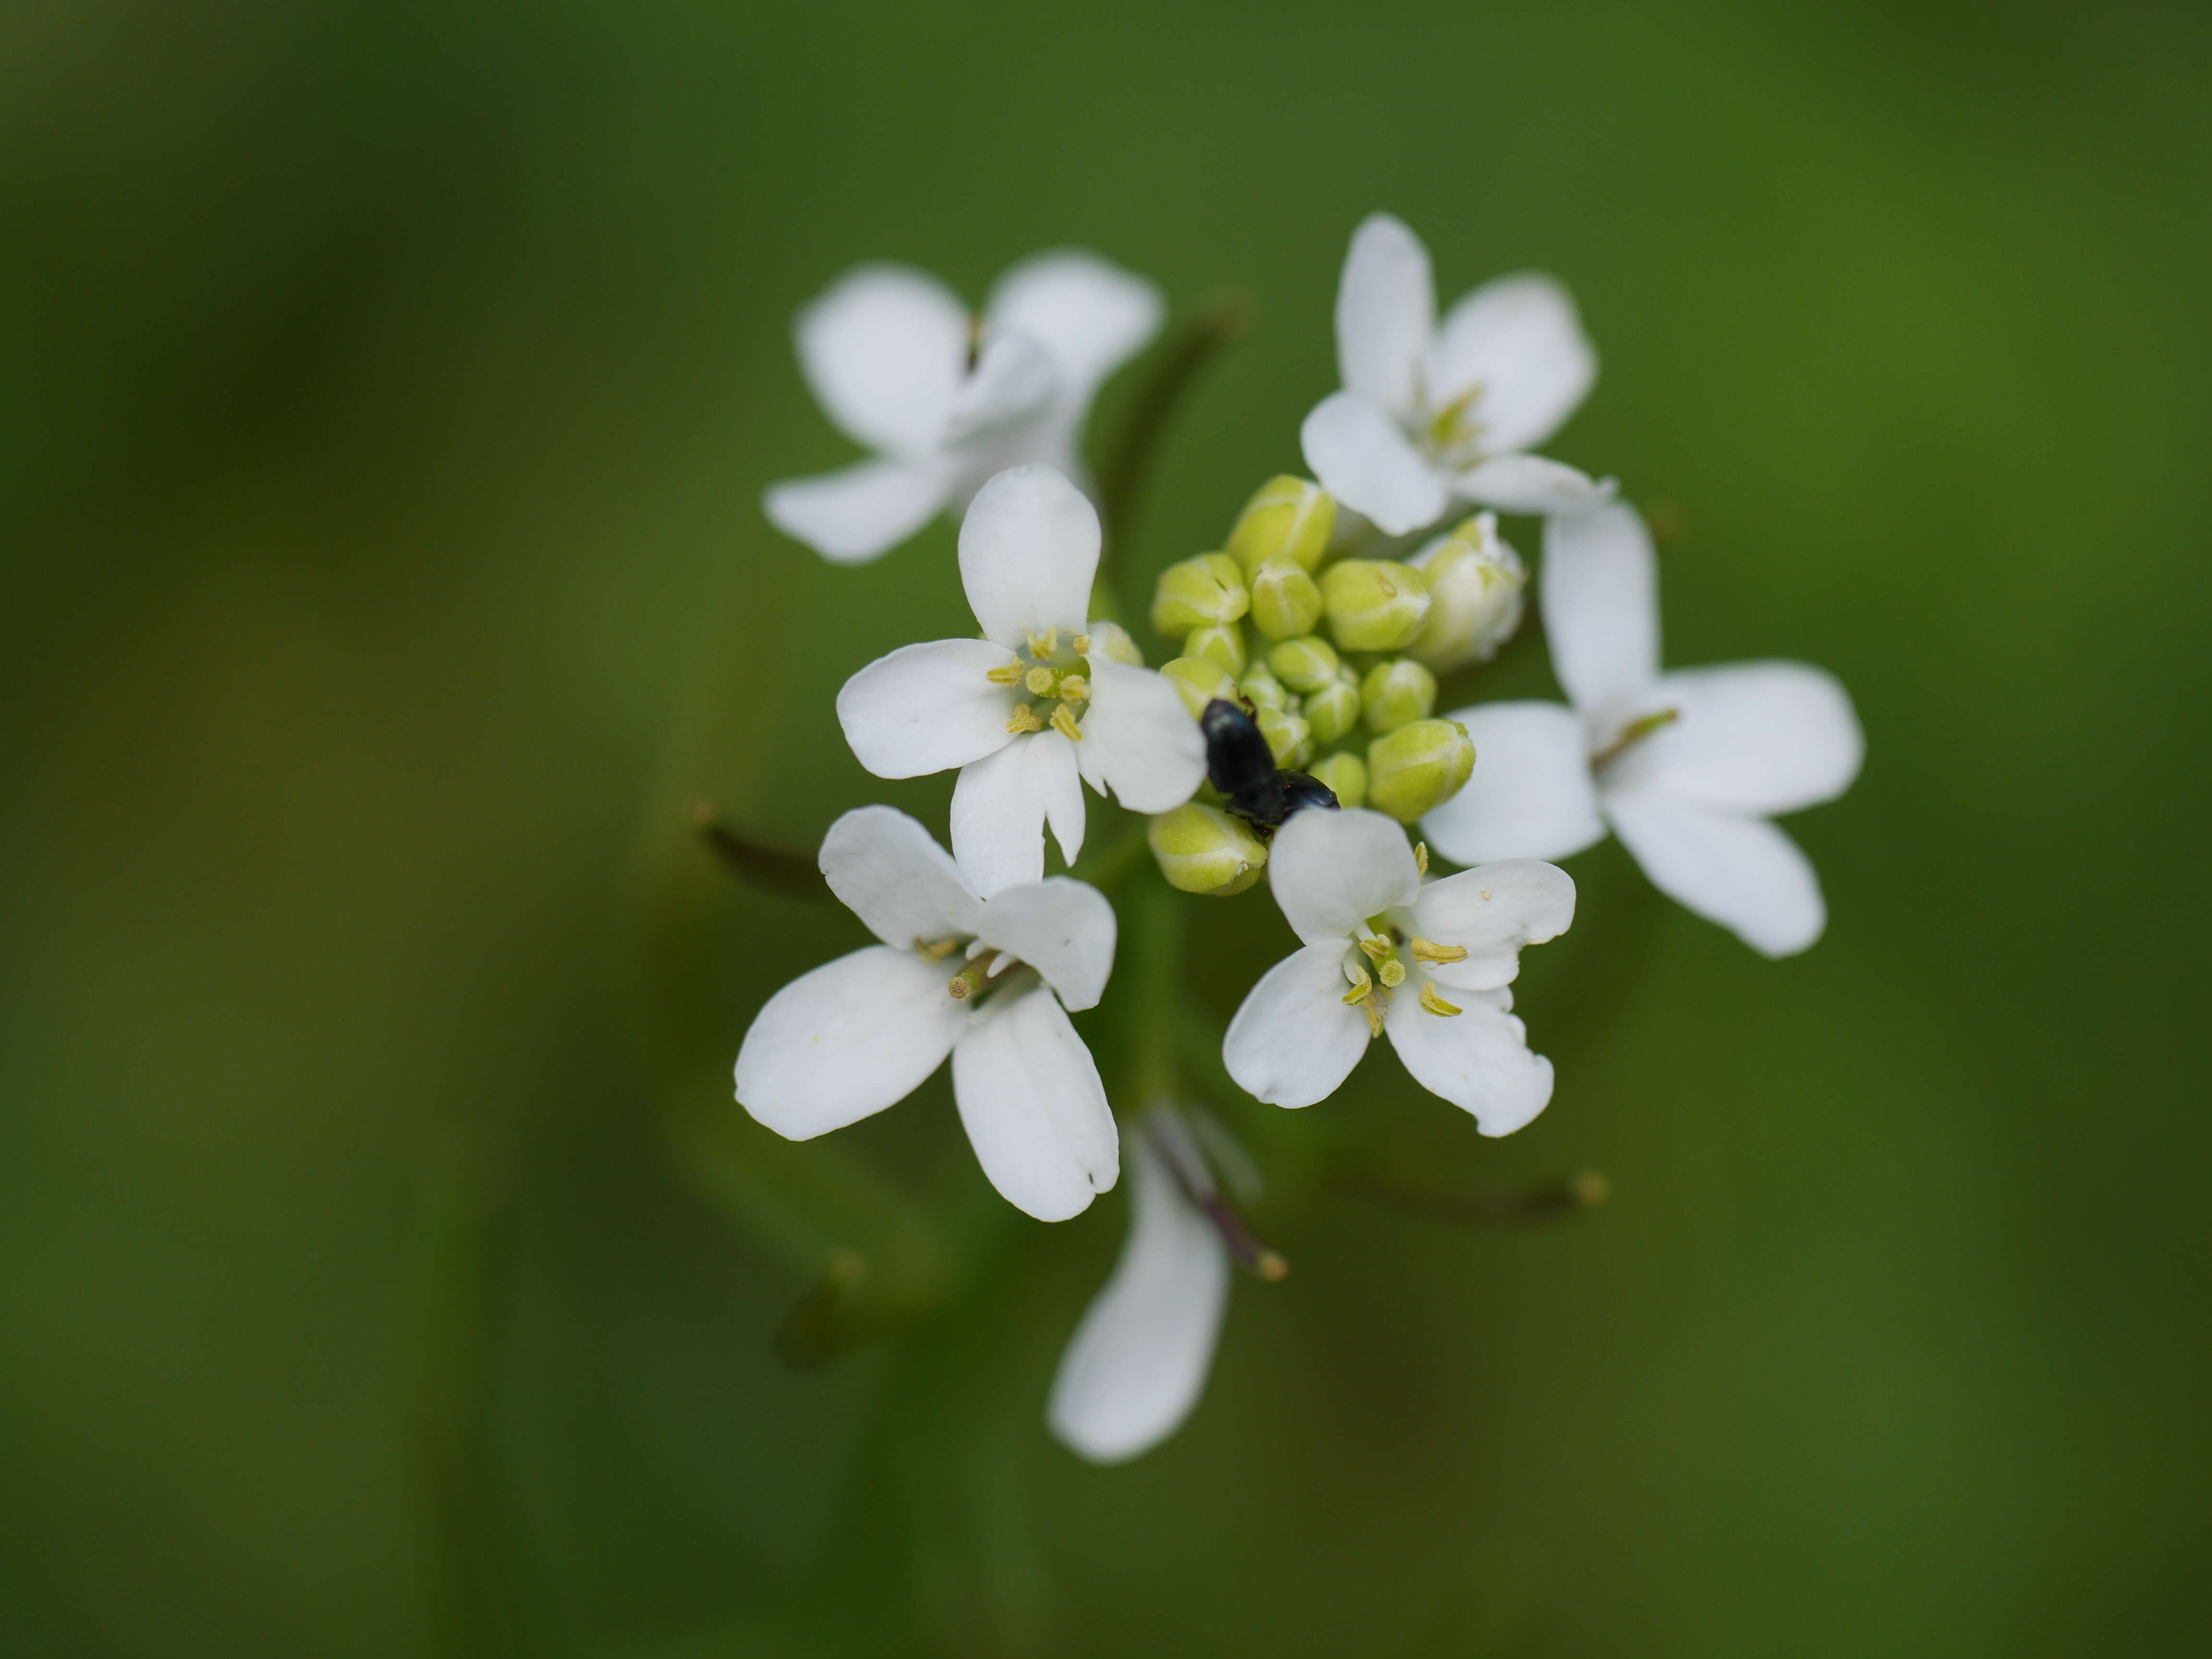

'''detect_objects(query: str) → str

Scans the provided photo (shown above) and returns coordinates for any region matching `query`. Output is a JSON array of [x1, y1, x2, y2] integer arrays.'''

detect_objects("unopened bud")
[[1307, 750, 1368, 810], [1303, 671, 1362, 745], [1226, 476, 1336, 574], [1367, 718, 1475, 823], [1151, 553, 1249, 635], [1321, 559, 1431, 652], [1149, 803, 1268, 896], [1248, 557, 1324, 641], [1238, 665, 1288, 712], [1184, 620, 1248, 676], [1266, 634, 1340, 694], [1159, 654, 1238, 719], [1255, 707, 1312, 769], [1082, 621, 1144, 666], [1407, 514, 1527, 670], [1359, 658, 1438, 734]]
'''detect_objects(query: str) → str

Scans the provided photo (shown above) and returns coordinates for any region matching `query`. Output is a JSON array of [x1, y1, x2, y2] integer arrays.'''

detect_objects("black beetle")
[[1200, 698, 1339, 834]]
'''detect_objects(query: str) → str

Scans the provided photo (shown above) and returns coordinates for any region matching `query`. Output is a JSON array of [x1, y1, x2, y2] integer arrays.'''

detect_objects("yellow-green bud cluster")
[[1367, 718, 1476, 823], [1226, 476, 1335, 575], [1149, 802, 1268, 896], [1406, 513, 1527, 670], [1308, 750, 1368, 810], [1320, 559, 1431, 652], [1359, 658, 1437, 734]]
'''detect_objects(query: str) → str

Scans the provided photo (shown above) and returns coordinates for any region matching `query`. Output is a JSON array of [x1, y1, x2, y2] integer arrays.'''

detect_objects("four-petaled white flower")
[[733, 805, 1120, 1221], [1047, 1112, 1230, 1465], [1301, 212, 1611, 537], [837, 464, 1208, 897], [765, 252, 1163, 564], [1224, 808, 1575, 1130], [1419, 503, 1864, 958]]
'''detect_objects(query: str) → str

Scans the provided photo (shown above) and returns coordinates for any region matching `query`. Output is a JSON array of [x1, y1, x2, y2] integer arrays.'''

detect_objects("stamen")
[[1049, 704, 1083, 742], [1419, 983, 1462, 1017], [1415, 842, 1430, 876], [1358, 936, 1391, 964], [1378, 958, 1407, 988], [913, 936, 961, 962], [1071, 633, 1090, 657], [1057, 674, 1089, 703], [985, 662, 1024, 686], [1363, 996, 1384, 1039], [1341, 964, 1372, 1004], [1590, 706, 1681, 769], [1005, 703, 1044, 734], [1024, 665, 1058, 697], [1409, 937, 1467, 964], [1026, 626, 1058, 660]]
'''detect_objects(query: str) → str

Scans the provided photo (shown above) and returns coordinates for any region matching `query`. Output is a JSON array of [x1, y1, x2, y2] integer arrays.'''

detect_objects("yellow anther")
[[1071, 634, 1091, 656], [1409, 937, 1467, 964], [1363, 996, 1384, 1038], [1006, 704, 1044, 735], [1418, 983, 1462, 1017], [913, 936, 961, 962], [1378, 958, 1407, 988], [1415, 841, 1430, 876], [1057, 674, 1089, 703], [946, 963, 984, 1000], [1358, 935, 1391, 963], [1026, 627, 1059, 660], [1050, 703, 1084, 742], [1024, 665, 1059, 697], [1341, 965, 1372, 1004], [986, 661, 1024, 686]]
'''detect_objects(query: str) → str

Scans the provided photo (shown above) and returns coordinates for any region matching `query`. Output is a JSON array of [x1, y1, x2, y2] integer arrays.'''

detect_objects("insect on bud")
[[1254, 707, 1313, 770], [1307, 750, 1368, 810], [1225, 475, 1336, 575], [1359, 658, 1438, 735], [1184, 620, 1248, 676], [1082, 620, 1144, 667], [1367, 718, 1475, 823], [1303, 671, 1362, 745], [1247, 556, 1324, 641], [1266, 634, 1340, 695], [1151, 553, 1250, 635], [1406, 513, 1527, 670], [1149, 802, 1269, 896], [1159, 654, 1238, 719], [1320, 559, 1431, 653], [1238, 664, 1289, 712]]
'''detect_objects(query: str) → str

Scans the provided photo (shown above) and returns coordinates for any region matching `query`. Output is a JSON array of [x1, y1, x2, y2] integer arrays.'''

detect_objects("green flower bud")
[[1151, 553, 1249, 635], [1255, 707, 1312, 770], [1184, 620, 1248, 676], [1239, 665, 1288, 712], [1303, 672, 1362, 745], [1359, 658, 1438, 735], [1149, 803, 1268, 896], [1320, 559, 1431, 652], [1266, 633, 1340, 694], [1082, 621, 1144, 666], [1159, 654, 1238, 719], [1307, 750, 1368, 810], [1406, 513, 1527, 670], [1248, 556, 1324, 641], [1367, 718, 1476, 823], [1226, 475, 1336, 574]]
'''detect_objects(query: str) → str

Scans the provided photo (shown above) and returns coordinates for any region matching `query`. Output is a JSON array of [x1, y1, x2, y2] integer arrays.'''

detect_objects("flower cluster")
[[734, 213, 1862, 1465]]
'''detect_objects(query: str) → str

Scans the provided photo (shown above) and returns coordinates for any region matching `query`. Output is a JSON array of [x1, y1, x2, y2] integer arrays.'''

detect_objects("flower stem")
[[1125, 872, 1183, 1108]]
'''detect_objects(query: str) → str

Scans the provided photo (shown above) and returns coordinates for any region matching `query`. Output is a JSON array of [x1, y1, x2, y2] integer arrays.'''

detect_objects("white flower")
[[764, 252, 1163, 564], [1223, 807, 1574, 1129], [1047, 1115, 1230, 1464], [837, 465, 1208, 896], [1299, 213, 1610, 537], [1419, 503, 1864, 958], [732, 805, 1120, 1222]]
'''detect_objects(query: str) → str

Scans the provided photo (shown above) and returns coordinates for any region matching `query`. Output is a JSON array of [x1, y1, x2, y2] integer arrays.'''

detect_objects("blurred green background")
[[4, 0, 2209, 1653]]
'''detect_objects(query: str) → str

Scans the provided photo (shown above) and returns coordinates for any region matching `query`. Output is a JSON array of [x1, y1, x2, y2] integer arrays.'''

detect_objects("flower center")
[[1589, 706, 1680, 770], [917, 933, 1034, 1005], [1415, 382, 1489, 470], [1340, 916, 1469, 1034], [985, 628, 1092, 742]]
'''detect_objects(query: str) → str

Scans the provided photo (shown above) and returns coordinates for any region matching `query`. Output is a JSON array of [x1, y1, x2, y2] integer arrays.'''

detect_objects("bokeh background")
[[5, 0, 2209, 1653]]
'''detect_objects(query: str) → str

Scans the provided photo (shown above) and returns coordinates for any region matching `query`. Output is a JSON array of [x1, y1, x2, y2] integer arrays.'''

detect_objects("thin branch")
[[1343, 1168, 1611, 1230], [1094, 288, 1255, 561], [693, 802, 826, 900]]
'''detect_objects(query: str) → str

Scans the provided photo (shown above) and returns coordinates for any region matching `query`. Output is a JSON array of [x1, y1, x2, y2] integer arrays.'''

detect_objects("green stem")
[[1125, 873, 1184, 1107], [1067, 822, 1152, 894]]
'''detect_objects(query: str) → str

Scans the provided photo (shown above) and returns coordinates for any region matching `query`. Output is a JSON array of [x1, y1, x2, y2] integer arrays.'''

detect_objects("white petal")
[[794, 263, 968, 456], [1334, 213, 1434, 422], [950, 730, 1086, 898], [1267, 807, 1421, 947], [1420, 701, 1606, 866], [837, 638, 1019, 780], [1610, 661, 1864, 817], [818, 806, 982, 947], [1427, 273, 1596, 455], [1047, 1136, 1229, 1464], [957, 464, 1102, 647], [942, 331, 1057, 445], [762, 458, 953, 565], [1407, 859, 1576, 991], [1299, 392, 1448, 537], [733, 946, 966, 1139], [1222, 942, 1373, 1109], [1074, 655, 1207, 811], [951, 987, 1118, 1221], [1455, 453, 1616, 517], [1384, 987, 1554, 1136], [1604, 786, 1827, 957], [1542, 502, 1661, 719], [986, 249, 1164, 408], [975, 877, 1117, 1012]]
